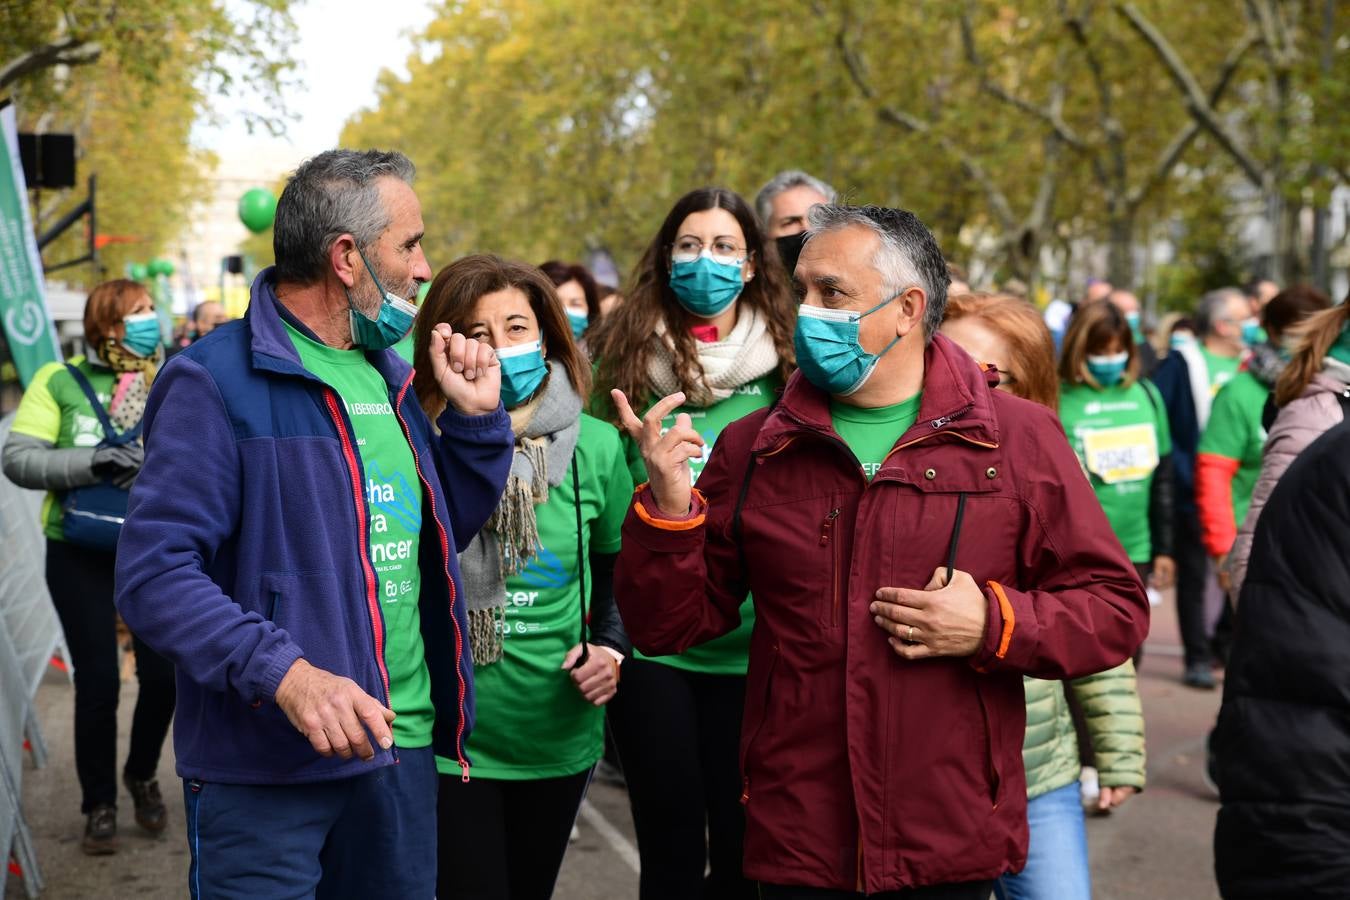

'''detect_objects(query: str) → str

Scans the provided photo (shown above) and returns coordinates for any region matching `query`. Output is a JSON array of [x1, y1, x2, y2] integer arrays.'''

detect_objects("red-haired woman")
[[942, 294, 1148, 900], [3, 279, 175, 854]]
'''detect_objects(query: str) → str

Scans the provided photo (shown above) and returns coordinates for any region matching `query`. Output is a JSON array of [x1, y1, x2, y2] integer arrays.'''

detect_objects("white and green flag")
[[0, 104, 61, 385]]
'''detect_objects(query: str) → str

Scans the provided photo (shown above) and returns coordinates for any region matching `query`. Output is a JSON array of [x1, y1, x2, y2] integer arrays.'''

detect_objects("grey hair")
[[273, 149, 416, 284], [1194, 287, 1246, 337], [755, 170, 837, 225], [806, 204, 951, 343]]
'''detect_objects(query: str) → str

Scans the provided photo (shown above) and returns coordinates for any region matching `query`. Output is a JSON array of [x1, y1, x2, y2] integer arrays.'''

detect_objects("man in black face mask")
[[754, 169, 836, 274]]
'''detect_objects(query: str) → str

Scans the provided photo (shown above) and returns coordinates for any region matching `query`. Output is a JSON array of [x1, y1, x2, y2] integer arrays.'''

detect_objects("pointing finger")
[[611, 390, 644, 439]]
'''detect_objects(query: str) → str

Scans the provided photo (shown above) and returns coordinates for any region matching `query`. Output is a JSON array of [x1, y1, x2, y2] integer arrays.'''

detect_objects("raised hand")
[[611, 389, 705, 517], [429, 322, 501, 416]]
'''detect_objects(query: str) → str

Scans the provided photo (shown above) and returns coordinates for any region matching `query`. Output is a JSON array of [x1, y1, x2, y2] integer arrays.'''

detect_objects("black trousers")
[[436, 768, 592, 900], [45, 538, 176, 813], [759, 881, 995, 900], [1173, 509, 1212, 668], [607, 658, 754, 900]]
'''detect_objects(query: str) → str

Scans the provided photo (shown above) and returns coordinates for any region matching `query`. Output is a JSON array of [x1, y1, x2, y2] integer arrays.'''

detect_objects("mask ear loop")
[[353, 245, 397, 307]]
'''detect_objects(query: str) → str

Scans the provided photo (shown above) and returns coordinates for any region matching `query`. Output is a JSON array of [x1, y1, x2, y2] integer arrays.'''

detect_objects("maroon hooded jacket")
[[615, 334, 1149, 893]]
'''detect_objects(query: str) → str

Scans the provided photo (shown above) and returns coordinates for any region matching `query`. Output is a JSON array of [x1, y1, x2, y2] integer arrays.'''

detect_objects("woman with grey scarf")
[[413, 255, 634, 900]]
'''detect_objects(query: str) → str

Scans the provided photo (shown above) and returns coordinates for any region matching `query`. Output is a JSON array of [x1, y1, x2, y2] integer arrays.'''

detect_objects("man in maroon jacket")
[[612, 204, 1149, 899]]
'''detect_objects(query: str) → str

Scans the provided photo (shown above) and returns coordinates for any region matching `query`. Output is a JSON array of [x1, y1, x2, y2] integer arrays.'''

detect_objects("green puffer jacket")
[[1022, 660, 1145, 800]]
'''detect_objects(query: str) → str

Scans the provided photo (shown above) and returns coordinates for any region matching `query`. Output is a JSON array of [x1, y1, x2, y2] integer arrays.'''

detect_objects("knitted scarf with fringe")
[[458, 361, 581, 665]]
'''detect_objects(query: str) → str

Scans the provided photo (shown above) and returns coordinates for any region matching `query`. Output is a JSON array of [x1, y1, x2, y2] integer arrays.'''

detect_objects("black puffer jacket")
[[1213, 420, 1350, 900]]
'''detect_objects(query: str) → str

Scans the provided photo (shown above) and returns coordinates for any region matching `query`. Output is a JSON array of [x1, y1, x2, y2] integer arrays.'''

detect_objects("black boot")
[[123, 773, 167, 834], [83, 804, 118, 855]]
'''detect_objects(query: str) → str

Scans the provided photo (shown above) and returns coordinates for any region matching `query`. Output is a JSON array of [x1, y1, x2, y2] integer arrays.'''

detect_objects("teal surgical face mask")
[[1125, 311, 1144, 344], [565, 308, 589, 339], [1086, 351, 1129, 387], [793, 292, 903, 396], [348, 247, 418, 350], [496, 340, 547, 408], [1241, 318, 1267, 347], [669, 254, 745, 318], [122, 313, 161, 357]]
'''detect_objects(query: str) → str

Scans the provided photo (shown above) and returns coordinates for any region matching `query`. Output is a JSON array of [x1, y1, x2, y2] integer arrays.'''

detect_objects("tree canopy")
[[343, 0, 1348, 303]]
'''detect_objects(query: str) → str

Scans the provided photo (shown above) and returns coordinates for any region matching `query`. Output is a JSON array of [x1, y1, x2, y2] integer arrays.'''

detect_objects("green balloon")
[[239, 188, 278, 234], [129, 262, 149, 280], [417, 281, 431, 303], [148, 257, 175, 278]]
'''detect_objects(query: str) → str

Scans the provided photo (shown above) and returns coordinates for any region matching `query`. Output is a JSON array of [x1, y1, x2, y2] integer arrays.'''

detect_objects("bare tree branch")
[[825, 2, 1019, 231], [959, 12, 1087, 151], [0, 37, 103, 92], [1126, 29, 1258, 210], [1116, 2, 1266, 187]]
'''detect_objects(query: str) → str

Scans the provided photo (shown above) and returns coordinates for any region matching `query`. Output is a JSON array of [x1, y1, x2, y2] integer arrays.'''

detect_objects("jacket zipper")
[[393, 374, 472, 783], [739, 643, 780, 805], [820, 508, 841, 626], [323, 390, 393, 709]]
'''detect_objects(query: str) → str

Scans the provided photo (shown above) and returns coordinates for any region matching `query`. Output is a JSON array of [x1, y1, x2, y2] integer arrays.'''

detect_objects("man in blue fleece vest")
[[115, 149, 513, 898]]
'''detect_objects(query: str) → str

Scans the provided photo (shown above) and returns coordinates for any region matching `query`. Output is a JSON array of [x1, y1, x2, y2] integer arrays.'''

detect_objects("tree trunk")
[[1106, 204, 1135, 289]]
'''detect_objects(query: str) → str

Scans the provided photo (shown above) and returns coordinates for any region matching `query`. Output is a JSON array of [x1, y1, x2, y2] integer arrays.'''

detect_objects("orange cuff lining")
[[632, 484, 707, 532], [987, 581, 1016, 660]]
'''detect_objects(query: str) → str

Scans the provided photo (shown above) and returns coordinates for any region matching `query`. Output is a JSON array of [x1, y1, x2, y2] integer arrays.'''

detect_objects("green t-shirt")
[[393, 332, 415, 365], [11, 357, 118, 542], [620, 373, 780, 676], [285, 323, 435, 748], [1059, 380, 1173, 563], [829, 393, 924, 480], [1197, 370, 1268, 530], [1199, 347, 1242, 398], [439, 415, 633, 780]]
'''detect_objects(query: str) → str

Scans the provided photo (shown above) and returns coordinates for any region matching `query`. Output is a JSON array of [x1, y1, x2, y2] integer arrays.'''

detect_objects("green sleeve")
[[590, 421, 635, 555], [1068, 659, 1146, 791], [1198, 380, 1247, 460], [1143, 381, 1172, 456], [10, 362, 66, 442]]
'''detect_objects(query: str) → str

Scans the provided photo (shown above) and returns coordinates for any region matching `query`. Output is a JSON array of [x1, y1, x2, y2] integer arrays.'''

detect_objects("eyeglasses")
[[993, 368, 1017, 386], [670, 237, 747, 266]]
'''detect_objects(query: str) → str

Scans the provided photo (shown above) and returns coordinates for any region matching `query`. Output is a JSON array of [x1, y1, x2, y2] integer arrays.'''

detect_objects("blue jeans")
[[995, 780, 1091, 900], [183, 746, 437, 899]]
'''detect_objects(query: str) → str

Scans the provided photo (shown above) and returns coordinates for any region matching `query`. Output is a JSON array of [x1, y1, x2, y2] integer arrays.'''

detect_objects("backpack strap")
[[569, 453, 590, 671], [64, 364, 141, 445]]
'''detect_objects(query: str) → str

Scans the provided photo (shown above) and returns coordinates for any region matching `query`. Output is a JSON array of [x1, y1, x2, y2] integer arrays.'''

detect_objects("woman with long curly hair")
[[587, 186, 796, 899]]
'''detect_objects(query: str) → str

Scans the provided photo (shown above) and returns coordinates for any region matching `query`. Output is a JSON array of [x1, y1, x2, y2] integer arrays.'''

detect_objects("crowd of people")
[[2, 149, 1347, 899]]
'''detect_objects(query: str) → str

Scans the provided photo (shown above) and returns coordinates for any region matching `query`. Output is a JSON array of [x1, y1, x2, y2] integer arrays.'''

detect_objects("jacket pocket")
[[739, 643, 780, 804], [974, 679, 1003, 808], [266, 590, 280, 622]]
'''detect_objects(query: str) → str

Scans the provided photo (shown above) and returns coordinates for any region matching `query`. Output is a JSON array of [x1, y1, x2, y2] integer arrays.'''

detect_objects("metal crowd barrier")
[[0, 411, 65, 897]]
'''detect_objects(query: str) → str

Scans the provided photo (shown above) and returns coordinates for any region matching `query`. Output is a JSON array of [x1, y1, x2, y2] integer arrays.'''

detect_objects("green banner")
[[0, 105, 61, 386]]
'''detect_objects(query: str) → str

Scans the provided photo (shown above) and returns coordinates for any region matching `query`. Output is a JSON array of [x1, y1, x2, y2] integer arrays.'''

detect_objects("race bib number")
[[1081, 424, 1159, 485]]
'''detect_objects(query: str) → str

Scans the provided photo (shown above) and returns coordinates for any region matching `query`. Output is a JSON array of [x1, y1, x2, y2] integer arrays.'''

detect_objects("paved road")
[[7, 591, 1222, 899]]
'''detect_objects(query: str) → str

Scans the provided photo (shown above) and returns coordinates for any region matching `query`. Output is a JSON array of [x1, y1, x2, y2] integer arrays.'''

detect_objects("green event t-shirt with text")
[[285, 322, 435, 748], [439, 415, 633, 780], [1059, 379, 1172, 563], [1199, 347, 1242, 397], [620, 373, 780, 676], [829, 392, 924, 480]]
